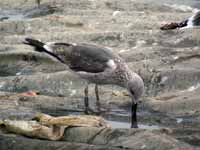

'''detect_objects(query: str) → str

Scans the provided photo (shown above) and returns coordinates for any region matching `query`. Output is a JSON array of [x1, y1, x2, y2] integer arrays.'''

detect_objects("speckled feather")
[[24, 38, 144, 102], [43, 42, 119, 73]]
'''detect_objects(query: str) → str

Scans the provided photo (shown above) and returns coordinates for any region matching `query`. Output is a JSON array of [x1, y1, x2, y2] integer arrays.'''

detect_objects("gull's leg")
[[95, 84, 101, 114], [84, 84, 95, 114], [84, 84, 89, 114], [131, 102, 138, 128]]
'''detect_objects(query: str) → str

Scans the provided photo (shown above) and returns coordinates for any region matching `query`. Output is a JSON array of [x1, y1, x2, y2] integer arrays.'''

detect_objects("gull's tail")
[[24, 38, 46, 52], [23, 38, 65, 63]]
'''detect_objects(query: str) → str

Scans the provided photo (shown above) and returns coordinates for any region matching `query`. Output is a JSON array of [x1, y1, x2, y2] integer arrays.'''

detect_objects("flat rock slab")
[[0, 126, 195, 150], [0, 133, 122, 150], [146, 87, 200, 120]]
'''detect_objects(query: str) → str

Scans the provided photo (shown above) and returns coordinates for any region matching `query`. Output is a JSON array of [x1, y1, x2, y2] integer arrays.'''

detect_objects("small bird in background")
[[160, 10, 200, 30], [23, 38, 144, 128]]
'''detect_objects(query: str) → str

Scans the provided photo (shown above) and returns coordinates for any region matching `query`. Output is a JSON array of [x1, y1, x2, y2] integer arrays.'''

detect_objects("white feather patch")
[[72, 43, 77, 46], [43, 44, 52, 52], [112, 11, 120, 17], [187, 14, 195, 27], [107, 59, 117, 70]]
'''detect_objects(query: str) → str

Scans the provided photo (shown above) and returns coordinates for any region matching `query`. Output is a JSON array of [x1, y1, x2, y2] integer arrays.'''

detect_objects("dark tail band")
[[23, 38, 45, 52], [23, 38, 65, 63]]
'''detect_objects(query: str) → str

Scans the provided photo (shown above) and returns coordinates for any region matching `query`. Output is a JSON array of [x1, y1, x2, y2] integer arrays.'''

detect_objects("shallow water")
[[107, 120, 160, 129], [46, 109, 161, 129], [6, 14, 25, 21], [0, 10, 26, 21]]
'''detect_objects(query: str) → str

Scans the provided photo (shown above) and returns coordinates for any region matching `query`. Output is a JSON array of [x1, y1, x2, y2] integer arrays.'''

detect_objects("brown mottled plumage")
[[23, 38, 144, 128]]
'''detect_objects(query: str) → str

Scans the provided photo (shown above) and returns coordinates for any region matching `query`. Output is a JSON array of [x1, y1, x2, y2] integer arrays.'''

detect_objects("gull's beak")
[[131, 95, 138, 128]]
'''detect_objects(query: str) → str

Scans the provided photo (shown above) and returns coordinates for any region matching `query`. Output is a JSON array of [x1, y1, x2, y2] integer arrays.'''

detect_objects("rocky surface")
[[0, 127, 196, 150], [0, 0, 200, 149]]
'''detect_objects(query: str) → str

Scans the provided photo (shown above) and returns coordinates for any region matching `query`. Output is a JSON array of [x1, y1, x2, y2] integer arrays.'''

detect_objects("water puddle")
[[0, 14, 27, 21], [46, 109, 163, 130], [0, 10, 26, 21], [107, 120, 160, 129]]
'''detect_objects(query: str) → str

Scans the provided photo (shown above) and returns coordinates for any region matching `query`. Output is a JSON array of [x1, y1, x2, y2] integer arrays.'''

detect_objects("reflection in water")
[[107, 120, 160, 129], [0, 14, 25, 21]]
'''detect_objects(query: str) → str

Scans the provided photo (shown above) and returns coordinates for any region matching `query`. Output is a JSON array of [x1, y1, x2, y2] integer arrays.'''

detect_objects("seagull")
[[23, 38, 144, 128], [160, 10, 200, 30]]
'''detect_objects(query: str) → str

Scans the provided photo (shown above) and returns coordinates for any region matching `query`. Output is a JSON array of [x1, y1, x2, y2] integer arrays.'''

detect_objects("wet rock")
[[0, 114, 195, 150], [23, 4, 60, 18], [146, 87, 200, 118], [0, 134, 122, 150], [170, 128, 200, 147]]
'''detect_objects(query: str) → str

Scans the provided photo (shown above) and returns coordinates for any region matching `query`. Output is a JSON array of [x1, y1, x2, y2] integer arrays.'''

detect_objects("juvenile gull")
[[23, 38, 144, 128]]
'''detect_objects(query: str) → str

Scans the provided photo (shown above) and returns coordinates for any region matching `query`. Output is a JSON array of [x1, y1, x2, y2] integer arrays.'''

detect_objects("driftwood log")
[[0, 114, 110, 140]]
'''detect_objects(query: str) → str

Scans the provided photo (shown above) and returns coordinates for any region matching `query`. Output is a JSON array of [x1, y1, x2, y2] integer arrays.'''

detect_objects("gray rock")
[[23, 4, 60, 18], [0, 21, 25, 35], [0, 133, 122, 150]]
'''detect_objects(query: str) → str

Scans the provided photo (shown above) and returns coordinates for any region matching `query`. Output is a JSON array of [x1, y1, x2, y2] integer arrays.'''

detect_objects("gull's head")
[[127, 73, 144, 103]]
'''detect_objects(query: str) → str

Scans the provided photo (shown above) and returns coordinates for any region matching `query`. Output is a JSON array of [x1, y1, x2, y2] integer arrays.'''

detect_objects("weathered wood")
[[0, 114, 110, 140], [34, 114, 110, 127]]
